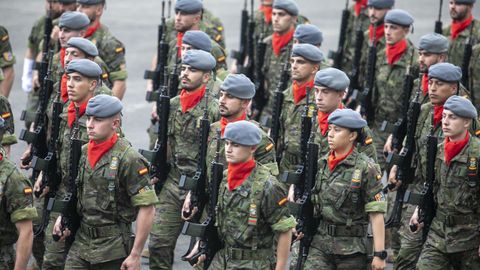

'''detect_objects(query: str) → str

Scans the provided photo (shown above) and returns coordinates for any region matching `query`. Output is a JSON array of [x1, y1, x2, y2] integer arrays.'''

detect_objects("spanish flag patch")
[[217, 56, 226, 62], [365, 137, 373, 145], [265, 143, 274, 152], [102, 73, 108, 79], [215, 34, 222, 42], [1, 112, 11, 119], [138, 167, 148, 176], [278, 197, 288, 206], [475, 130, 480, 137], [1, 35, 8, 42], [115, 47, 124, 53], [24, 187, 33, 195]]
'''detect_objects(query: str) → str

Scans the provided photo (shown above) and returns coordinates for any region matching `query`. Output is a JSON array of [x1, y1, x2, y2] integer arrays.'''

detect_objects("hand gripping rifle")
[[329, 0, 350, 69]]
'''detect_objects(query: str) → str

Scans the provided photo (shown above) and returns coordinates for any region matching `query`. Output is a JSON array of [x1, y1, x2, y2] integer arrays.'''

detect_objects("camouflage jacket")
[[74, 137, 158, 264], [443, 19, 480, 68], [0, 152, 37, 246], [358, 29, 386, 88], [216, 164, 296, 250], [426, 135, 480, 253], [27, 15, 46, 58], [311, 149, 386, 255], [0, 95, 16, 146], [0, 26, 15, 73], [469, 44, 480, 110], [341, 6, 369, 73], [87, 24, 127, 82]]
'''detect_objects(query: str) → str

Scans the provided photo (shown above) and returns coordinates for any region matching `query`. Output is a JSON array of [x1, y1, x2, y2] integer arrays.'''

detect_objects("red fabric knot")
[[272, 28, 294, 56], [386, 39, 407, 65], [227, 158, 256, 191], [179, 85, 206, 113], [220, 111, 247, 136], [87, 133, 118, 169], [451, 15, 473, 40], [444, 131, 470, 166], [328, 145, 355, 172]]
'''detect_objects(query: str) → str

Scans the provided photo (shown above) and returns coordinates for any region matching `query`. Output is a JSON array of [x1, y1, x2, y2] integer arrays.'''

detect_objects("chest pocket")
[[97, 156, 120, 211]]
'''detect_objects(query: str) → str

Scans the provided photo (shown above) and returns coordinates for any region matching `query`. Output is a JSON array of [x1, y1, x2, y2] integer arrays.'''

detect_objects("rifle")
[[139, 70, 171, 195], [168, 46, 180, 98], [231, 0, 249, 74], [269, 58, 292, 146], [434, 0, 443, 34], [410, 111, 437, 240], [53, 106, 83, 243], [358, 23, 378, 123], [251, 28, 268, 120], [144, 0, 169, 94], [345, 20, 365, 109], [385, 79, 422, 228], [329, 0, 350, 69], [461, 22, 474, 88], [244, 0, 256, 80], [181, 129, 223, 268]]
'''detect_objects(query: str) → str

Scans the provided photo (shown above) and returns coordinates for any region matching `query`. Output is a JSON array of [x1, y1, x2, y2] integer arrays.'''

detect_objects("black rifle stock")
[[231, 0, 249, 73], [461, 22, 474, 88], [359, 24, 378, 123], [270, 58, 291, 145], [434, 0, 444, 34], [345, 20, 365, 109], [251, 33, 267, 120], [330, 0, 350, 69], [169, 47, 180, 98], [244, 0, 256, 80]]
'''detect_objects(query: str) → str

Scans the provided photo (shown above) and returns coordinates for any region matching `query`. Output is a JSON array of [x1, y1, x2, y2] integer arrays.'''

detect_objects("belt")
[[318, 220, 367, 237], [225, 247, 273, 260], [80, 222, 131, 239], [435, 212, 479, 227]]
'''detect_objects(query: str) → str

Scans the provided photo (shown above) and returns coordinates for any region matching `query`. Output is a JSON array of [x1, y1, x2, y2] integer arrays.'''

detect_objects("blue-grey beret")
[[314, 68, 350, 91], [444, 95, 477, 119], [76, 0, 105, 5], [0, 117, 5, 129], [67, 37, 99, 57], [58, 0, 77, 4], [223, 121, 261, 146], [428, 63, 462, 82], [175, 0, 203, 14], [367, 0, 395, 8], [385, 9, 414, 27], [59, 11, 90, 30], [273, 0, 299, 16], [182, 50, 216, 71], [66, 59, 102, 78], [454, 0, 476, 4], [294, 24, 323, 45], [328, 109, 368, 129], [183, 30, 212, 52], [220, 74, 255, 99], [292, 43, 324, 63], [419, 33, 449, 53], [86, 94, 123, 118]]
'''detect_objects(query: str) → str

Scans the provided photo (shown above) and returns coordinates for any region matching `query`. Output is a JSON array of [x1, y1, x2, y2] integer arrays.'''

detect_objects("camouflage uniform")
[[303, 149, 386, 269], [341, 5, 369, 73], [148, 94, 219, 270], [64, 137, 158, 269], [0, 151, 38, 269], [0, 95, 16, 147], [358, 26, 386, 86], [443, 19, 480, 68], [0, 26, 15, 82], [416, 136, 480, 270], [210, 164, 296, 269], [469, 44, 480, 110]]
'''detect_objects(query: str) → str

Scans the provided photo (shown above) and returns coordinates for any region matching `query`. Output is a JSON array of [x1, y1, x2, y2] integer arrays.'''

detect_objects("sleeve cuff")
[[11, 207, 38, 223], [131, 190, 158, 207], [109, 70, 128, 81], [365, 201, 387, 213], [271, 215, 297, 233], [2, 133, 17, 146]]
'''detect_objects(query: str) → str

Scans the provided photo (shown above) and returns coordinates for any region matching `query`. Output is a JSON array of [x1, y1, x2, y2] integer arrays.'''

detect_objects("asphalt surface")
[[1, 0, 479, 269]]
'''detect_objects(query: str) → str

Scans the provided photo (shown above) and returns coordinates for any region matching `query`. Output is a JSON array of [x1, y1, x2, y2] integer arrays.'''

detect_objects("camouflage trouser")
[[33, 196, 46, 268], [394, 204, 424, 270], [65, 245, 125, 270], [147, 122, 157, 151], [371, 126, 389, 171], [0, 244, 15, 270], [148, 176, 186, 270], [42, 212, 70, 270], [303, 249, 367, 270], [385, 188, 401, 258], [209, 248, 275, 270], [417, 243, 480, 270], [25, 90, 40, 128]]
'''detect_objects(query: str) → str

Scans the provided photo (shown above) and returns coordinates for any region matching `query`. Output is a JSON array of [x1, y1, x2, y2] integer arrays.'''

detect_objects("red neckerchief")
[[84, 21, 100, 38], [61, 73, 68, 103], [227, 159, 256, 191], [386, 39, 407, 65], [260, 5, 273, 24], [220, 111, 247, 136], [272, 27, 294, 56], [292, 80, 314, 105], [433, 105, 443, 127], [421, 74, 429, 97], [317, 103, 344, 136], [67, 101, 87, 128], [369, 23, 385, 44], [328, 145, 355, 172], [451, 15, 473, 40], [87, 133, 118, 168], [444, 131, 470, 166], [60, 48, 66, 68], [177, 32, 184, 57], [179, 85, 206, 113], [354, 0, 368, 16]]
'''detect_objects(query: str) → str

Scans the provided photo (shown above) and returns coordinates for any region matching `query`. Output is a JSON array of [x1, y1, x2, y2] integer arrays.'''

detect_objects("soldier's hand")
[[150, 176, 159, 185], [33, 172, 49, 198], [120, 253, 141, 270], [384, 134, 394, 154], [387, 165, 401, 192], [151, 103, 159, 121], [20, 146, 32, 169], [292, 228, 304, 242], [32, 70, 40, 90], [287, 184, 295, 202], [409, 207, 424, 233], [371, 256, 386, 270], [182, 192, 198, 220], [52, 216, 70, 242]]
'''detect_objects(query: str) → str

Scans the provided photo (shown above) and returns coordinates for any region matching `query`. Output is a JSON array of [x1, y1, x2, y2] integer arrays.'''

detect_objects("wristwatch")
[[373, 250, 388, 260]]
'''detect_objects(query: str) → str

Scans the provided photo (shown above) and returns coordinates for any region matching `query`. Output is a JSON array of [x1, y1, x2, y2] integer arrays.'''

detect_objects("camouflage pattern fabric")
[[443, 19, 480, 68]]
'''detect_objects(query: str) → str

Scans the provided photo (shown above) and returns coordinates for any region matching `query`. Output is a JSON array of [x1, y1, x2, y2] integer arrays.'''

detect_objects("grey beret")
[[428, 63, 462, 82], [220, 74, 256, 99], [367, 0, 395, 8], [182, 50, 216, 71], [314, 68, 350, 91], [294, 24, 323, 45], [273, 0, 299, 16], [67, 37, 99, 57], [385, 9, 414, 27], [58, 0, 77, 3], [328, 109, 368, 129], [419, 33, 449, 53], [454, 0, 476, 4], [292, 43, 324, 63], [0, 117, 4, 129], [86, 94, 123, 118], [223, 121, 262, 146], [76, 0, 105, 5], [183, 30, 212, 52], [175, 0, 203, 14], [66, 59, 102, 78], [59, 11, 90, 30], [444, 95, 478, 119]]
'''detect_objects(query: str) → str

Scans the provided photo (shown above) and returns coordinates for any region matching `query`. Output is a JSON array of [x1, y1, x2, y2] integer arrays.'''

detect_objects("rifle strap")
[[348, 155, 363, 227], [248, 170, 270, 251], [467, 138, 480, 186]]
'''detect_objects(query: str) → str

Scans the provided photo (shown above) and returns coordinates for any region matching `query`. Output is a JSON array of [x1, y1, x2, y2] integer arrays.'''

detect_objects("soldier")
[[77, 0, 128, 99], [0, 26, 15, 98], [148, 49, 220, 270], [388, 63, 468, 270], [443, 0, 480, 67], [305, 109, 387, 270], [0, 117, 38, 270], [342, 0, 370, 73], [51, 94, 157, 269], [195, 120, 296, 269], [412, 96, 480, 270]]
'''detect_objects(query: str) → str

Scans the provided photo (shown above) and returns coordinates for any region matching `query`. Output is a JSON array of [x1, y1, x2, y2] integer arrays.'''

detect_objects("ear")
[[241, 99, 250, 110], [89, 79, 98, 92], [250, 145, 258, 155], [439, 53, 447, 62], [464, 118, 472, 130], [202, 72, 211, 84], [349, 131, 358, 142], [79, 29, 87, 37]]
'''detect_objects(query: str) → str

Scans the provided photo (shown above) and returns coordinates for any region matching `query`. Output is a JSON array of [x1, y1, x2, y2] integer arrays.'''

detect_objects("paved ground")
[[1, 0, 479, 269]]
